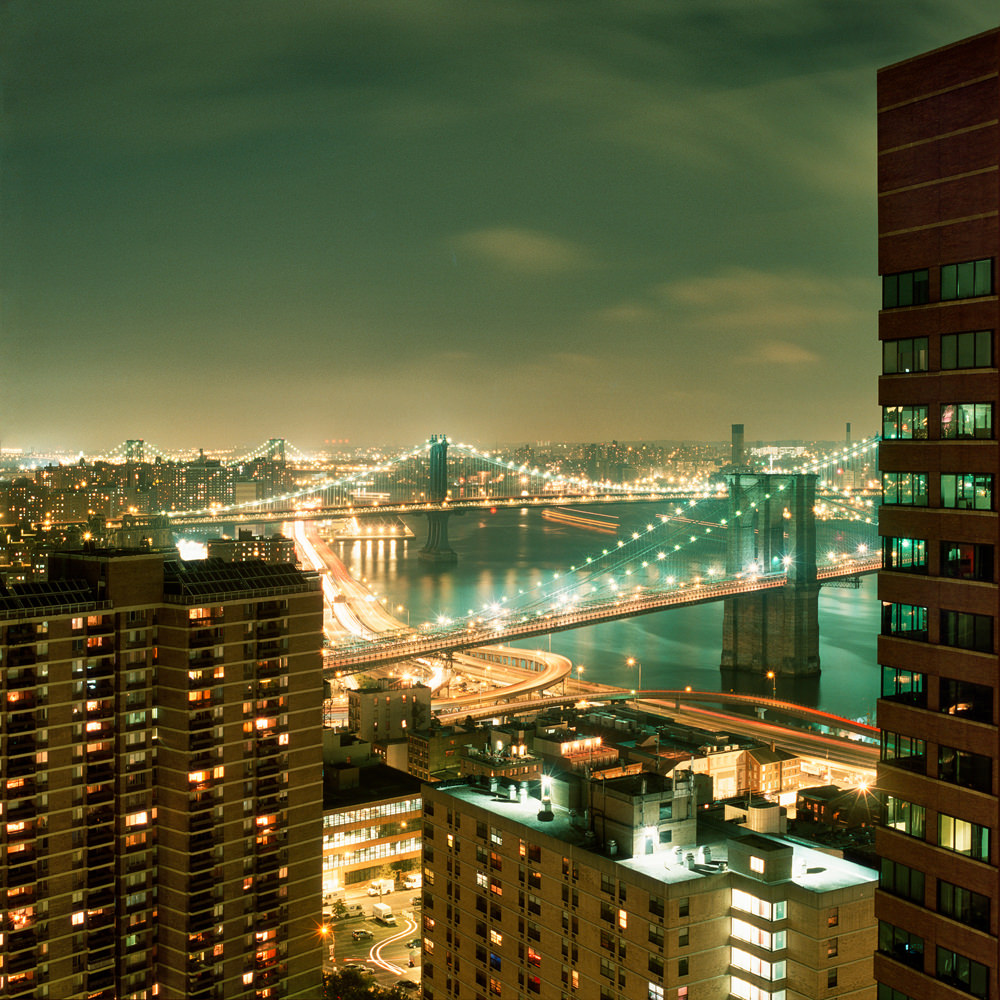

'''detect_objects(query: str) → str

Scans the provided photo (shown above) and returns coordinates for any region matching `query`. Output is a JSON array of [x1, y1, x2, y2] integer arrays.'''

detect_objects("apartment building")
[[420, 772, 875, 1000], [876, 27, 1000, 1000], [0, 550, 324, 1000]]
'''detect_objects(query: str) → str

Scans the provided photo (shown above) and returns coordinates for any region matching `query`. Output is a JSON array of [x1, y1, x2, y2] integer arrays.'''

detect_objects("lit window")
[[750, 856, 765, 875]]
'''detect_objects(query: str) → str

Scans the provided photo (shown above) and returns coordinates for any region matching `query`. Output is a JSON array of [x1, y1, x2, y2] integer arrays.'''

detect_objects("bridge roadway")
[[435, 688, 879, 770], [148, 490, 702, 529], [104, 486, 878, 531], [325, 556, 882, 670]]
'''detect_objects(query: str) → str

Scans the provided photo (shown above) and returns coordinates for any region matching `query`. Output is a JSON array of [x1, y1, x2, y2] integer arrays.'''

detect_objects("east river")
[[334, 505, 881, 723]]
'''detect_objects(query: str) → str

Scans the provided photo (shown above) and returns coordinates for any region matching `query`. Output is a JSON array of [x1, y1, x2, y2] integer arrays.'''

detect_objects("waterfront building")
[[207, 530, 297, 565], [876, 27, 1000, 1000], [0, 551, 324, 999], [420, 772, 876, 1000]]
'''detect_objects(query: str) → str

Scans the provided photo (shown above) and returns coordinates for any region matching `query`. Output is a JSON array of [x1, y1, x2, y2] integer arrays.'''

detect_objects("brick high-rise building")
[[876, 27, 1000, 1000], [0, 551, 324, 999], [420, 773, 875, 1000]]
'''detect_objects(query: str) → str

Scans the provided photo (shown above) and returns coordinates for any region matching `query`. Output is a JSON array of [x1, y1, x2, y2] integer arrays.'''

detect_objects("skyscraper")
[[876, 27, 1000, 1000], [0, 551, 324, 999]]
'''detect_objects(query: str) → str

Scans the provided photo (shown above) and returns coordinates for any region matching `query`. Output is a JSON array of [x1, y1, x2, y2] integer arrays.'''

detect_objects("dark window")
[[882, 472, 928, 506], [884, 536, 927, 573], [881, 732, 926, 773], [942, 330, 992, 370], [881, 666, 926, 706], [882, 603, 928, 641], [941, 403, 993, 440], [678, 898, 689, 918], [940, 259, 993, 301], [882, 269, 929, 308], [878, 987, 915, 1000], [828, 970, 838, 988], [883, 336, 929, 373], [883, 405, 928, 439], [940, 677, 993, 723], [940, 473, 993, 510], [878, 921, 924, 970], [938, 880, 990, 932], [938, 746, 991, 793], [936, 946, 989, 998], [941, 542, 993, 582], [940, 610, 993, 653], [879, 859, 924, 904], [678, 958, 688, 977]]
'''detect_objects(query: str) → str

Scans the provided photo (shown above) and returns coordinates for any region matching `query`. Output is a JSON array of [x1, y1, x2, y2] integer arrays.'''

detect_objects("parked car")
[[406, 938, 421, 949], [352, 929, 374, 942], [411, 896, 422, 909], [398, 981, 419, 992]]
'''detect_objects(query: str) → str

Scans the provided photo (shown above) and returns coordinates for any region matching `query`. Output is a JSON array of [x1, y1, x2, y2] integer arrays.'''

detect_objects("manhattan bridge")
[[98, 432, 883, 679]]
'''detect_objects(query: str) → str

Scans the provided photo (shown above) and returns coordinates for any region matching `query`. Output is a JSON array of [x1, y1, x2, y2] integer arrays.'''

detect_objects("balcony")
[[188, 909, 215, 934], [189, 729, 216, 752], [257, 602, 287, 620], [7, 973, 37, 998], [190, 711, 214, 732], [86, 658, 114, 680], [7, 735, 37, 757], [85, 783, 114, 805], [188, 651, 217, 669], [6, 624, 37, 645], [190, 629, 221, 648], [86, 846, 115, 870], [6, 690, 36, 710], [255, 621, 286, 641], [255, 660, 283, 679], [87, 618, 114, 635], [7, 862, 38, 887], [7, 668, 38, 691], [7, 928, 38, 954], [88, 886, 116, 908], [6, 756, 36, 779], [7, 949, 37, 974], [7, 799, 37, 822]]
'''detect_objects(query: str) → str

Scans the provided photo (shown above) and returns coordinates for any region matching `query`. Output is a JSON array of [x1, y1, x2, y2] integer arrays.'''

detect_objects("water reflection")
[[335, 506, 879, 721]]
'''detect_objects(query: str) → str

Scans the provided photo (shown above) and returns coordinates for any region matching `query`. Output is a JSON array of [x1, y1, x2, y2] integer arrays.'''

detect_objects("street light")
[[626, 657, 641, 709], [766, 670, 777, 699]]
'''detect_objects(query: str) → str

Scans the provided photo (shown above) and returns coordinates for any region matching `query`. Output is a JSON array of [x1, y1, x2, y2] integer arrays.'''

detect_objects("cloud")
[[656, 265, 875, 337], [455, 227, 594, 274], [733, 339, 821, 366]]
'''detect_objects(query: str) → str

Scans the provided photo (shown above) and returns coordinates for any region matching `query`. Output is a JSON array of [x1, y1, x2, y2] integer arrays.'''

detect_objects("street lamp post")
[[766, 670, 777, 699], [626, 657, 641, 709]]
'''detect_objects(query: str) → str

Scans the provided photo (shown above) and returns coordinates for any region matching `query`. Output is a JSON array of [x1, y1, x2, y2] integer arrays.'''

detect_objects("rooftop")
[[433, 777, 875, 894]]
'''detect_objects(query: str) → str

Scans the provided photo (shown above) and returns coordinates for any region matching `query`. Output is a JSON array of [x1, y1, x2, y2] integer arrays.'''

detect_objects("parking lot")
[[324, 885, 422, 992]]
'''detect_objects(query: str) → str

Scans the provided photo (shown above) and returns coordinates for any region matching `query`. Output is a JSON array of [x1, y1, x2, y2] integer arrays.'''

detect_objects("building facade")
[[0, 551, 324, 1000], [420, 773, 875, 1000], [876, 28, 1000, 1000]]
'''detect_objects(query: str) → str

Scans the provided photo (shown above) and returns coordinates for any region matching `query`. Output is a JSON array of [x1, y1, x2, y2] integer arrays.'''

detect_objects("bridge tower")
[[419, 434, 458, 564], [266, 438, 286, 463], [721, 472, 820, 677], [124, 439, 145, 462]]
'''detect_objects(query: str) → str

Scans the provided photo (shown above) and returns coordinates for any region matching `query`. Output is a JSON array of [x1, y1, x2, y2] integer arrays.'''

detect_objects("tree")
[[323, 968, 416, 999]]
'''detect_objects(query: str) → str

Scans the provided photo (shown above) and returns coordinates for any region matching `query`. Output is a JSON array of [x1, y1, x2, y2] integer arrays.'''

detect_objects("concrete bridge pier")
[[720, 472, 820, 677], [419, 510, 458, 564]]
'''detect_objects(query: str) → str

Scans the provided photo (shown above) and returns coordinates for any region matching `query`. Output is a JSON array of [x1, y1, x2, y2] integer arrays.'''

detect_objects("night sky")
[[4, 2, 998, 453]]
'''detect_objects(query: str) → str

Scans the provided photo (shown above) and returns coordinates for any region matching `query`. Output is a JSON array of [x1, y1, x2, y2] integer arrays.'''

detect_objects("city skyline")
[[4, 2, 999, 451]]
